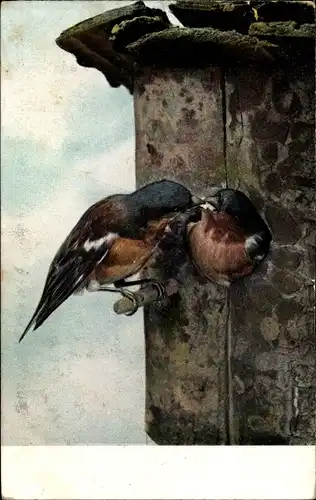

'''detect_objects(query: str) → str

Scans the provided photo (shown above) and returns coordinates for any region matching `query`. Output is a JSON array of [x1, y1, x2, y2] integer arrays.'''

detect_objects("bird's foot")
[[99, 286, 122, 292], [86, 280, 121, 293], [113, 279, 177, 316], [118, 280, 166, 316], [119, 289, 139, 316], [145, 279, 167, 300], [114, 278, 153, 289], [114, 278, 167, 295]]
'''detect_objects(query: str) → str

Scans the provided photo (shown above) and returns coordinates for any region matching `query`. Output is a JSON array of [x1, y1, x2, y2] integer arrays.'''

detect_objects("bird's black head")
[[204, 188, 272, 238], [131, 179, 203, 222]]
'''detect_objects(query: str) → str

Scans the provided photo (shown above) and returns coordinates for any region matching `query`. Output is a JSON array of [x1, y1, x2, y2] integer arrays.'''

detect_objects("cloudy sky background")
[[1, 0, 180, 445]]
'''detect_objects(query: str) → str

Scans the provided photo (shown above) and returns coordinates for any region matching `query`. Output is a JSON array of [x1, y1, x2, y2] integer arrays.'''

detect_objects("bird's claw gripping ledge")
[[113, 279, 179, 316], [119, 289, 139, 316]]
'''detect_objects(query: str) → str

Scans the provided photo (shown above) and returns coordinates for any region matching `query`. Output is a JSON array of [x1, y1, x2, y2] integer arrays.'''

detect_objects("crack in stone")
[[225, 291, 235, 444], [220, 72, 235, 444], [220, 68, 228, 189], [233, 71, 245, 151]]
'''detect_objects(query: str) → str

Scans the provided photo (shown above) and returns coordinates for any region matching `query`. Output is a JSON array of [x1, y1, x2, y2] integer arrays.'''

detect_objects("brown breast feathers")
[[93, 217, 171, 284], [188, 210, 254, 285]]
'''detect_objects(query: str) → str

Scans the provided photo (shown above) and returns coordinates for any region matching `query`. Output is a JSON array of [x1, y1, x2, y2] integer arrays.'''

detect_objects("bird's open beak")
[[192, 185, 222, 209], [191, 195, 204, 205], [202, 185, 223, 211], [201, 196, 219, 211]]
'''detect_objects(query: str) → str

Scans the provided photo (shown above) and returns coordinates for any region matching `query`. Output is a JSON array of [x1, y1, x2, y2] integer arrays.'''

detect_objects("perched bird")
[[175, 188, 272, 286], [19, 179, 203, 342]]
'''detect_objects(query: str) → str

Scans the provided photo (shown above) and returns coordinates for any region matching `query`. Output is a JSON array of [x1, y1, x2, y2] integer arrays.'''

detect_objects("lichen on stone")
[[126, 26, 278, 66], [169, 0, 253, 15], [169, 0, 256, 32], [111, 15, 167, 36], [253, 1, 315, 25], [169, 0, 315, 35], [249, 21, 316, 38], [109, 15, 171, 51]]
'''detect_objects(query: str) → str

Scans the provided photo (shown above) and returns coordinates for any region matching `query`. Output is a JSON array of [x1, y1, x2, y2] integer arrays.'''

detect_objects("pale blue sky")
[[1, 0, 178, 445]]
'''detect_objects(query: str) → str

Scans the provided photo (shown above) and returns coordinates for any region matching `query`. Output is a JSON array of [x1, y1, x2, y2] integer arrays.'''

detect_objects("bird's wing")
[[19, 226, 118, 343]]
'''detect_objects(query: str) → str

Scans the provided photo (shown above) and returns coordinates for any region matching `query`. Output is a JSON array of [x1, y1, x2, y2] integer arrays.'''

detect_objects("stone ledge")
[[55, 0, 315, 93], [251, 0, 315, 25], [126, 27, 278, 66], [169, 1, 257, 33], [109, 15, 171, 52], [169, 1, 315, 31], [56, 1, 170, 92]]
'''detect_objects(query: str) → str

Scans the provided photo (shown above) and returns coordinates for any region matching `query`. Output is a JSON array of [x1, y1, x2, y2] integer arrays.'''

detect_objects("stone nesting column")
[[56, 0, 315, 444]]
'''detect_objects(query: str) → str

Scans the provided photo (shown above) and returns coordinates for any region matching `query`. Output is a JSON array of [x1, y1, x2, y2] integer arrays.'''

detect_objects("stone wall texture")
[[134, 59, 315, 444], [225, 62, 315, 444], [134, 68, 230, 444]]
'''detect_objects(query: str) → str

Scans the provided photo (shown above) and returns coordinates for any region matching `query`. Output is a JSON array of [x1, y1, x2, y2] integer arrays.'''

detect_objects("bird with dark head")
[[176, 187, 272, 287], [19, 179, 203, 343]]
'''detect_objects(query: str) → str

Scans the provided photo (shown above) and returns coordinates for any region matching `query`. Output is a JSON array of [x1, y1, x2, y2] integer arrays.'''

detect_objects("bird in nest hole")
[[19, 179, 203, 343], [170, 187, 272, 287]]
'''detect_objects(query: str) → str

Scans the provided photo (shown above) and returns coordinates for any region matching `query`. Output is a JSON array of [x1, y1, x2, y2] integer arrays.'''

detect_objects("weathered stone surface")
[[271, 75, 305, 116], [135, 60, 315, 445], [253, 1, 315, 25], [56, 1, 315, 93], [127, 27, 278, 66], [134, 67, 229, 444], [249, 21, 316, 38], [250, 114, 291, 142], [265, 205, 302, 244], [272, 246, 302, 269], [225, 60, 315, 444], [169, 0, 315, 32], [272, 270, 303, 295], [109, 15, 171, 52], [169, 1, 256, 33], [135, 68, 226, 193]]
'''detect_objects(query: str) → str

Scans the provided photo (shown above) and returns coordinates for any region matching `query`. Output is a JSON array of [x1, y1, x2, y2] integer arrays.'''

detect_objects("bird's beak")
[[201, 196, 219, 212], [192, 185, 222, 209], [191, 195, 204, 205], [202, 185, 223, 210]]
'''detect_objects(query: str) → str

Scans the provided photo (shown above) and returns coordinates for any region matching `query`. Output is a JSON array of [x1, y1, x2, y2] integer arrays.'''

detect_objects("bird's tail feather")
[[18, 275, 86, 343], [19, 306, 43, 343], [32, 284, 79, 333], [18, 287, 53, 343], [19, 248, 109, 343]]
